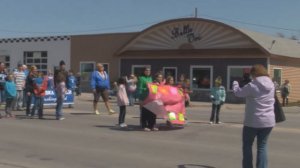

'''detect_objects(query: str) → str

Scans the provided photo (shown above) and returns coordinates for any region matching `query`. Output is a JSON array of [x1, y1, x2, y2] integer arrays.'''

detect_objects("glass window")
[[0, 55, 10, 72], [191, 66, 212, 89], [228, 66, 251, 90], [23, 51, 48, 73], [80, 62, 95, 81], [163, 67, 177, 83], [132, 65, 151, 77], [273, 69, 282, 87]]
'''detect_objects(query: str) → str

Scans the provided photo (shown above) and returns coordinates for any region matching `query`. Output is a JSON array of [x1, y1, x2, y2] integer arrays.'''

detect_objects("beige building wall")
[[71, 33, 138, 90], [270, 57, 300, 103]]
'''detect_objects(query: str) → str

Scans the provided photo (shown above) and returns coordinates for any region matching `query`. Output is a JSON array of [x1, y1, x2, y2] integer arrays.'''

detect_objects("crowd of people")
[[0, 61, 292, 168], [0, 60, 81, 120]]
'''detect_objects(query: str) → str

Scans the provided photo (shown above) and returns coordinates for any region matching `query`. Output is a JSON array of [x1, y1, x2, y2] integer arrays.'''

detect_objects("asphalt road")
[[0, 94, 299, 168]]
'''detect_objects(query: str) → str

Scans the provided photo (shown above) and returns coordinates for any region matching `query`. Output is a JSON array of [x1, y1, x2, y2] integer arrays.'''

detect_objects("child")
[[67, 70, 76, 108], [126, 74, 137, 106], [32, 72, 48, 119], [56, 73, 67, 120], [116, 77, 129, 128], [3, 74, 16, 118], [165, 76, 175, 86], [209, 76, 226, 124]]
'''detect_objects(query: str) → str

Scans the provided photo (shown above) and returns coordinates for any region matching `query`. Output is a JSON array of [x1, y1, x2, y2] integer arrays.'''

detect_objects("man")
[[281, 79, 291, 106], [14, 64, 26, 110], [0, 62, 7, 104], [54, 60, 68, 87]]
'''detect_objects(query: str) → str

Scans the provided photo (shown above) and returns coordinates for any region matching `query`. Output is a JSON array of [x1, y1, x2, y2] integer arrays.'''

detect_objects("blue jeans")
[[0, 90, 5, 103], [128, 91, 135, 106], [243, 126, 273, 168], [56, 96, 64, 119], [31, 96, 44, 118]]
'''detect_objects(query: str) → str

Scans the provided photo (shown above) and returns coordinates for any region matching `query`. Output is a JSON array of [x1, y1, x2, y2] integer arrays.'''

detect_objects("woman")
[[232, 64, 275, 168], [90, 63, 115, 115], [209, 76, 226, 124], [25, 66, 38, 117]]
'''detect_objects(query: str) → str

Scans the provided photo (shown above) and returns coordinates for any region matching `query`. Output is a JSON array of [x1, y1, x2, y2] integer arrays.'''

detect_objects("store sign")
[[170, 24, 201, 43]]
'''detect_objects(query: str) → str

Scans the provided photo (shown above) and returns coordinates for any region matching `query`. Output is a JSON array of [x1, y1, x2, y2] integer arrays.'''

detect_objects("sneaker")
[[108, 109, 116, 115], [58, 117, 65, 121], [217, 122, 222, 124], [144, 128, 151, 132], [209, 121, 213, 125], [152, 127, 159, 131], [120, 123, 128, 128], [94, 110, 100, 115]]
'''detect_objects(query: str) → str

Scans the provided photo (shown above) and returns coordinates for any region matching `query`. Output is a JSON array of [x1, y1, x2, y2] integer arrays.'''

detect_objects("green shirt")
[[137, 75, 152, 101]]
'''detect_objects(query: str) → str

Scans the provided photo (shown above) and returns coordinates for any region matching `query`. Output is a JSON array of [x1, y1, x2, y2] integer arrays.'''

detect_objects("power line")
[[200, 14, 300, 33]]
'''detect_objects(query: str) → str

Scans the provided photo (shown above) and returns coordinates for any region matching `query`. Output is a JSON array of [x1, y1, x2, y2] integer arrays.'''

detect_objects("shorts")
[[94, 88, 109, 102]]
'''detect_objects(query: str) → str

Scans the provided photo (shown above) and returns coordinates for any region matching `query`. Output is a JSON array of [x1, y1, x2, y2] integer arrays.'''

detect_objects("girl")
[[209, 76, 226, 124], [126, 74, 137, 106], [3, 74, 16, 118], [165, 76, 175, 86], [116, 77, 129, 128]]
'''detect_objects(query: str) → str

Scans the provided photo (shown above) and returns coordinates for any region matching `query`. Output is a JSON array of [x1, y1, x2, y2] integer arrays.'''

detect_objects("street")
[[0, 94, 299, 168]]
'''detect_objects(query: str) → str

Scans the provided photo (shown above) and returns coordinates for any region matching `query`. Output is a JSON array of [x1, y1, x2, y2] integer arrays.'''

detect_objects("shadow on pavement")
[[95, 124, 184, 132], [178, 164, 216, 168], [70, 113, 95, 115]]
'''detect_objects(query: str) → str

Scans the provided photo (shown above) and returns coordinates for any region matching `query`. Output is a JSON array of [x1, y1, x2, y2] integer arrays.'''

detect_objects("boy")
[[32, 72, 48, 119]]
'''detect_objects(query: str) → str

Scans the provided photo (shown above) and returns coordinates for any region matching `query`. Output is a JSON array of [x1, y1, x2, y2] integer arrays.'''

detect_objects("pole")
[[195, 8, 198, 18]]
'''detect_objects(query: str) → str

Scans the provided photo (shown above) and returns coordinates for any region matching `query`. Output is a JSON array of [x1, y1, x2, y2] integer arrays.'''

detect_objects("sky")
[[0, 0, 299, 38]]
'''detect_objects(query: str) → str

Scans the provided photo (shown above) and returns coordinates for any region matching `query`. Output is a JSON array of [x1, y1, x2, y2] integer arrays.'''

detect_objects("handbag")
[[274, 94, 286, 123]]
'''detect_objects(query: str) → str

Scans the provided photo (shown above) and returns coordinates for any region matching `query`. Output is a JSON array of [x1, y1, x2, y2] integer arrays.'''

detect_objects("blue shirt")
[[90, 71, 110, 90], [5, 81, 17, 98], [67, 75, 76, 89]]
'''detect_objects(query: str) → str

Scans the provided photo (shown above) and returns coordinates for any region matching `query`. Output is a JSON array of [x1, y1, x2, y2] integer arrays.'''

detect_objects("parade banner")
[[33, 89, 74, 106]]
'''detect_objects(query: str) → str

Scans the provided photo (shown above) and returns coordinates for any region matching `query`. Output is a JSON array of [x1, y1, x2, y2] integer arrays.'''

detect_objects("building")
[[2, 18, 298, 103], [0, 36, 70, 73], [71, 18, 300, 103]]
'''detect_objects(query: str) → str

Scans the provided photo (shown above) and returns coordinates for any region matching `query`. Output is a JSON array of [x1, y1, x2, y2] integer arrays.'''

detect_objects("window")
[[80, 62, 95, 81], [273, 68, 282, 87], [227, 66, 251, 90], [24, 51, 48, 74], [163, 67, 177, 83], [190, 66, 213, 90], [132, 65, 151, 77]]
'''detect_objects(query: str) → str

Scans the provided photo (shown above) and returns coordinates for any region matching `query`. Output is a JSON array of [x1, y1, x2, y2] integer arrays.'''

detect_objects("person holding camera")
[[209, 76, 226, 124]]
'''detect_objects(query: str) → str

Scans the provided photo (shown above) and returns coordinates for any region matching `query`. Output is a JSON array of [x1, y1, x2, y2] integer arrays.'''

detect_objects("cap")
[[59, 60, 66, 66]]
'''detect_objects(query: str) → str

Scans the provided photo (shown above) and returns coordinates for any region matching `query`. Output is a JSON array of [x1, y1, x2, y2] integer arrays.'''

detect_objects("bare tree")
[[290, 35, 298, 40], [276, 32, 285, 38]]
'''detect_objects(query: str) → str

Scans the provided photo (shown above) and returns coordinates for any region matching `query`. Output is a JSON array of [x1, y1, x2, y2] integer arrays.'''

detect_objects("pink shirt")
[[117, 84, 129, 106]]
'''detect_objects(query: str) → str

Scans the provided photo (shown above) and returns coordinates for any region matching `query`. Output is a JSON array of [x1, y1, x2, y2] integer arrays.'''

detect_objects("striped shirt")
[[14, 71, 26, 90]]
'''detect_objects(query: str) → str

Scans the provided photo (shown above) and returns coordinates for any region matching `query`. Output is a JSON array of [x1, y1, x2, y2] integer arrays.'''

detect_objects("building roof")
[[0, 36, 70, 44], [238, 29, 300, 58]]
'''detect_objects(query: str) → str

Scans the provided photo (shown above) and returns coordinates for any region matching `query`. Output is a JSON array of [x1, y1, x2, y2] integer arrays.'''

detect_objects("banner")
[[32, 89, 74, 106]]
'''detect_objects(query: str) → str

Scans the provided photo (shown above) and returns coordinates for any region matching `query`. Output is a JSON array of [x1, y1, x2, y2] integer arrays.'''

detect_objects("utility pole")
[[194, 8, 198, 18]]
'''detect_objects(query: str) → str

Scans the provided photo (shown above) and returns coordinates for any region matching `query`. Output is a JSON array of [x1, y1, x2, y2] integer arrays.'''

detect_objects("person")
[[90, 63, 115, 115], [22, 65, 29, 108], [0, 62, 7, 104], [14, 64, 26, 111], [280, 79, 291, 106], [3, 74, 17, 118], [165, 76, 175, 86], [31, 71, 48, 119], [154, 73, 164, 85], [47, 69, 54, 90], [126, 74, 137, 106], [55, 73, 67, 120], [75, 72, 81, 96], [138, 67, 157, 131], [209, 76, 226, 124], [67, 70, 76, 108], [54, 60, 69, 113], [25, 66, 38, 117], [116, 77, 129, 128], [232, 64, 275, 168], [239, 73, 252, 88]]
